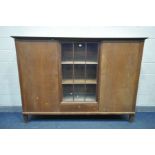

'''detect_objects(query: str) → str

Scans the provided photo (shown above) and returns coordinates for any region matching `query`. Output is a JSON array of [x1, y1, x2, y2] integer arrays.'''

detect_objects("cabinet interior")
[[61, 42, 98, 102]]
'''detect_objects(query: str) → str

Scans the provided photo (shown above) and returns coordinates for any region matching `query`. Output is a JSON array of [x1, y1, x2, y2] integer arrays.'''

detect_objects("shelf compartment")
[[62, 64, 73, 80], [87, 43, 98, 62], [74, 64, 85, 79], [62, 84, 74, 101], [61, 43, 73, 61], [85, 84, 96, 101], [74, 84, 85, 101], [74, 43, 86, 61], [86, 64, 97, 79], [62, 79, 97, 84]]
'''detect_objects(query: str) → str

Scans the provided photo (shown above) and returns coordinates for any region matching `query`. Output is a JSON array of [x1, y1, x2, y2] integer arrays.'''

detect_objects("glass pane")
[[74, 84, 85, 101], [62, 64, 73, 80], [74, 42, 85, 61], [85, 84, 96, 101], [63, 85, 73, 101], [86, 64, 97, 80], [62, 43, 73, 62], [74, 64, 85, 80], [87, 43, 98, 62], [61, 41, 98, 103]]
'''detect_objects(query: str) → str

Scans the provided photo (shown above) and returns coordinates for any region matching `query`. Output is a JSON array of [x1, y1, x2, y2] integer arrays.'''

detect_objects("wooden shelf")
[[61, 61, 98, 64], [62, 79, 97, 84], [62, 94, 96, 102]]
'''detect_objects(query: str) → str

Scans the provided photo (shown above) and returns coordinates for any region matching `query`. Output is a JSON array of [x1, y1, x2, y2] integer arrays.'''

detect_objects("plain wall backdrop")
[[0, 26, 155, 107]]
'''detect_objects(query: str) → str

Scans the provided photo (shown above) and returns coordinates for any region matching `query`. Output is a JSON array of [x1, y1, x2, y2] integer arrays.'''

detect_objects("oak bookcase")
[[13, 37, 145, 122]]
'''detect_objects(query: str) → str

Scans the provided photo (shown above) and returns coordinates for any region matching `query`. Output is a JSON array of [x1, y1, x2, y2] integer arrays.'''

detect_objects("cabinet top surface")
[[12, 36, 146, 41]]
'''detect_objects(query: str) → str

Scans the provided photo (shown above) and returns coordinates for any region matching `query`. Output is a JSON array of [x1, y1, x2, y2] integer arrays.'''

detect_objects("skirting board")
[[0, 106, 155, 112]]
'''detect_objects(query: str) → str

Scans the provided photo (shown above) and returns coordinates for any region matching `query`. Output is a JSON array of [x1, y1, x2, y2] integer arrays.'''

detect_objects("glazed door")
[[99, 41, 144, 112], [60, 42, 99, 112], [15, 40, 60, 112]]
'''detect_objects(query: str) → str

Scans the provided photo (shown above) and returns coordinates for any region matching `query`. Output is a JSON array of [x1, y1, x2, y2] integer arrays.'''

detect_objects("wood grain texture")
[[15, 39, 60, 112], [99, 41, 144, 112], [60, 103, 98, 112]]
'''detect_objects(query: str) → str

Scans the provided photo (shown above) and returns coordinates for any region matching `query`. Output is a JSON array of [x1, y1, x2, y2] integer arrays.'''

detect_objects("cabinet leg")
[[23, 114, 29, 123], [129, 114, 135, 122]]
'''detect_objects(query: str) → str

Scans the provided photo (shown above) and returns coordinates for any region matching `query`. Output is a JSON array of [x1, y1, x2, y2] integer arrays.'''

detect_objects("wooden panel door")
[[15, 39, 60, 112], [99, 41, 144, 112]]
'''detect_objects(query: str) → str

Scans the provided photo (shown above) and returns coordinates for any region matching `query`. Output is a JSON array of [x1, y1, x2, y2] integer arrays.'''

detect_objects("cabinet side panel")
[[99, 41, 144, 112], [15, 40, 60, 112]]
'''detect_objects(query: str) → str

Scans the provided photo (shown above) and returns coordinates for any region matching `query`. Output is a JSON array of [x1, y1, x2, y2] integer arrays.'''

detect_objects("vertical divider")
[[59, 42, 63, 102], [73, 42, 75, 102], [84, 42, 87, 102], [96, 42, 99, 102]]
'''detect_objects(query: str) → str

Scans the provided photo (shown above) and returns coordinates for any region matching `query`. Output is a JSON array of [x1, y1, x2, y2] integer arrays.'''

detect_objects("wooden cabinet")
[[13, 37, 145, 121]]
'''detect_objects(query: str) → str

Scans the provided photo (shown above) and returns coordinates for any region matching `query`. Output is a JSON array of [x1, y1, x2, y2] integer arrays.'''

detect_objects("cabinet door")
[[60, 42, 98, 112], [15, 40, 60, 112], [99, 41, 144, 112]]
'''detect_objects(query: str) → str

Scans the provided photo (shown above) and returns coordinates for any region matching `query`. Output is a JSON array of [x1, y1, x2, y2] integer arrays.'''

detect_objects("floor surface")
[[0, 112, 155, 129]]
